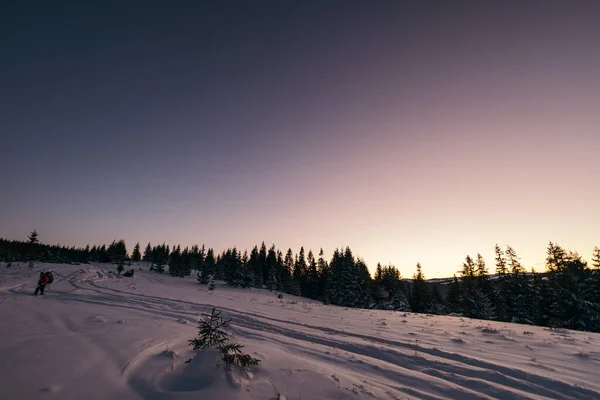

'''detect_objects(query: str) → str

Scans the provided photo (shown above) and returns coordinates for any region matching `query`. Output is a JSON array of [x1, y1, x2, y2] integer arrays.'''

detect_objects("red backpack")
[[45, 272, 54, 284]]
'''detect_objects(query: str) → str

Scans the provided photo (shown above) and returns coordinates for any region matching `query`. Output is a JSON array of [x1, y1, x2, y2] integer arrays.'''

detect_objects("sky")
[[1, 1, 599, 278]]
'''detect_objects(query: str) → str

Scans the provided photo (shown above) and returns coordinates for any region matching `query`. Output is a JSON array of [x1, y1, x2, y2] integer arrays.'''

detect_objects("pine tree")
[[249, 246, 262, 287], [475, 253, 495, 318], [446, 275, 462, 313], [27, 229, 39, 268], [189, 308, 260, 370], [506, 246, 531, 323], [143, 242, 152, 262], [327, 248, 344, 305], [592, 246, 600, 269], [131, 242, 141, 262], [460, 255, 494, 319], [375, 263, 383, 281], [317, 248, 329, 302], [189, 245, 199, 272], [198, 248, 216, 284], [169, 245, 183, 277], [28, 230, 39, 244], [354, 258, 372, 308], [545, 244, 598, 331], [430, 284, 446, 314], [306, 250, 319, 299], [266, 245, 279, 291], [290, 254, 302, 296], [546, 242, 567, 273], [198, 245, 206, 274], [410, 263, 431, 313], [234, 250, 254, 288], [109, 240, 127, 274], [99, 245, 109, 263], [296, 247, 308, 296], [151, 243, 168, 273], [494, 244, 511, 321], [283, 249, 294, 294], [329, 247, 369, 307], [259, 242, 268, 284], [531, 267, 551, 326]]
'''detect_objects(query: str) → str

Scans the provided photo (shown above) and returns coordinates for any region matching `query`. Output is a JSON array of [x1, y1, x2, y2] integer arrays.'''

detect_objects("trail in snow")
[[1, 263, 599, 400]]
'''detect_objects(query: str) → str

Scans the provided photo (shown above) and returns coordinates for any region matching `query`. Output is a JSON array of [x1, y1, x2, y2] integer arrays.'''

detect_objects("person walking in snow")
[[34, 272, 49, 296]]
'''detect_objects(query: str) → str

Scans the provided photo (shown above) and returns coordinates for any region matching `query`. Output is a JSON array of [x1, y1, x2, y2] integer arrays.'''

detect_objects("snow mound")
[[156, 347, 256, 398]]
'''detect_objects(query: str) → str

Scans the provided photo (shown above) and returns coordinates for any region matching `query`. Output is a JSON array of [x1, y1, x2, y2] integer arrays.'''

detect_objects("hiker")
[[34, 272, 49, 296]]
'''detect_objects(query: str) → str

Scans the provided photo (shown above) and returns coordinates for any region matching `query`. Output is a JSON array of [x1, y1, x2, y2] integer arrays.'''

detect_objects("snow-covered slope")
[[1, 263, 599, 400]]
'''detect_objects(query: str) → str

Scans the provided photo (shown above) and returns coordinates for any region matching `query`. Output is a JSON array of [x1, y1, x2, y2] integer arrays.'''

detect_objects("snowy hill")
[[1, 263, 599, 400]]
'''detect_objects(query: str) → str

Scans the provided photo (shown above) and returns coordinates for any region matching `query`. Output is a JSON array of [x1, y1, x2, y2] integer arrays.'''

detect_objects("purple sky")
[[2, 1, 599, 277]]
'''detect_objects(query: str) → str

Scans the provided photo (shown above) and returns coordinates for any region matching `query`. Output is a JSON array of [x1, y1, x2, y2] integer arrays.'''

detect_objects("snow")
[[1, 263, 599, 399]]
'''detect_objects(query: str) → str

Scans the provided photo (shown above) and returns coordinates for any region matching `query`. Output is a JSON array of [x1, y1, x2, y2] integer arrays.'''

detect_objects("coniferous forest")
[[2, 231, 600, 333]]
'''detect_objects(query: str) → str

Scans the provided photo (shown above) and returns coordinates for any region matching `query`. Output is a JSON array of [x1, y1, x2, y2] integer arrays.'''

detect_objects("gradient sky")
[[2, 1, 599, 278]]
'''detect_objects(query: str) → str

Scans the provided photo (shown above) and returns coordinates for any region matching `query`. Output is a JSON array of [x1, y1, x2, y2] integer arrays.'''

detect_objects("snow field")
[[1, 263, 599, 399]]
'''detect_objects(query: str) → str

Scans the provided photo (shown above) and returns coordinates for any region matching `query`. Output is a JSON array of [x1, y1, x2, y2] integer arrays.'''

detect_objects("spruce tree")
[[494, 244, 511, 321], [109, 240, 127, 274], [410, 263, 431, 313], [317, 248, 329, 302], [546, 244, 598, 331], [327, 248, 344, 305], [259, 242, 268, 284], [276, 250, 288, 291], [375, 263, 383, 281], [306, 250, 319, 299], [506, 246, 531, 322], [446, 275, 462, 313], [290, 254, 302, 296], [27, 229, 39, 268], [131, 242, 141, 262], [190, 245, 200, 273], [266, 245, 279, 291], [460, 255, 494, 319], [143, 242, 152, 262], [531, 267, 551, 326], [198, 245, 206, 274], [296, 247, 308, 296], [152, 243, 168, 273], [28, 230, 39, 244], [475, 253, 496, 319], [235, 249, 254, 288], [198, 248, 215, 284], [283, 249, 294, 294], [592, 246, 600, 269], [169, 245, 183, 277], [249, 246, 262, 287], [430, 284, 446, 314]]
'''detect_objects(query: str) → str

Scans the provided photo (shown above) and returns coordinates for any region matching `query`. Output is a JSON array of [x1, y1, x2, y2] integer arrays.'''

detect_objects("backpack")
[[45, 272, 54, 284]]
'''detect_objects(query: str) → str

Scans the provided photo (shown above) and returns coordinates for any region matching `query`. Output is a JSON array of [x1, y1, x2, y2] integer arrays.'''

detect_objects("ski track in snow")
[[1, 263, 599, 400]]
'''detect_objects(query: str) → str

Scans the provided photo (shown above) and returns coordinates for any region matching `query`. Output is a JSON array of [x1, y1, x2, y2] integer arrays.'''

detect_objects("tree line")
[[2, 231, 599, 332]]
